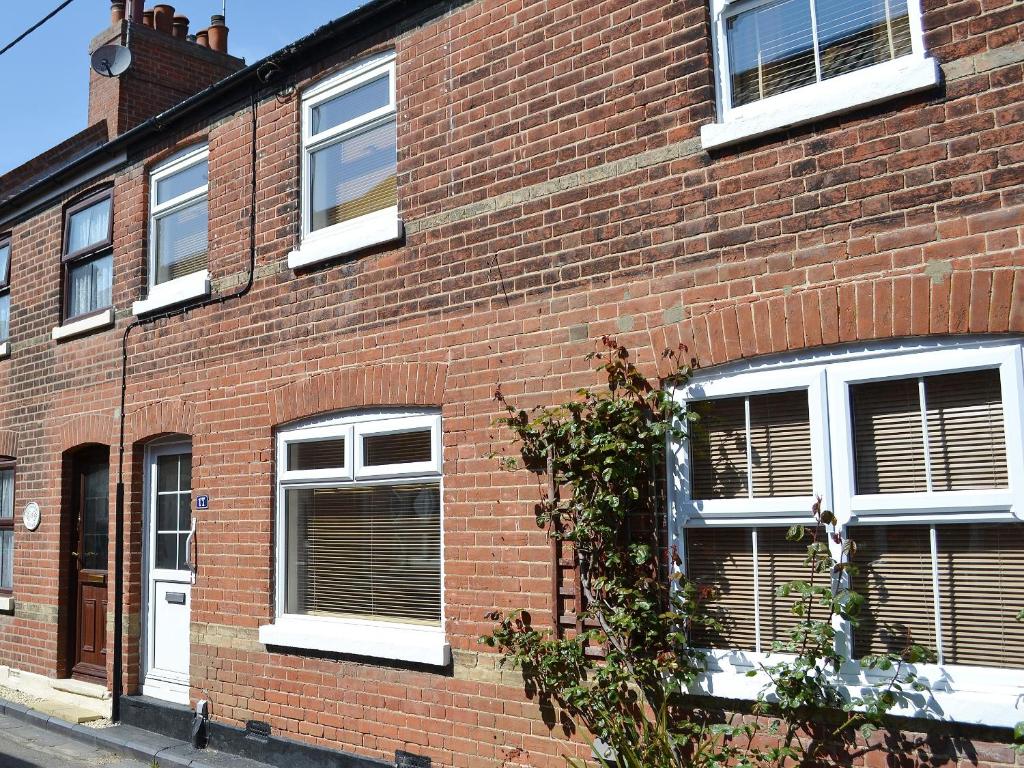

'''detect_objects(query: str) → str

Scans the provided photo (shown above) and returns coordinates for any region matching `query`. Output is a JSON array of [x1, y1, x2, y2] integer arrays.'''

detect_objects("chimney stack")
[[90, 1, 244, 136]]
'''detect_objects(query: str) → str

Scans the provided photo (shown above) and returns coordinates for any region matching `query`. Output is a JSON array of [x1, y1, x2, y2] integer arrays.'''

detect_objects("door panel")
[[143, 444, 193, 705], [71, 451, 109, 684]]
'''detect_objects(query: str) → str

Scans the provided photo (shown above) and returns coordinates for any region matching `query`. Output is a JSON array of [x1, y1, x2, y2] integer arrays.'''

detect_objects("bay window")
[[672, 339, 1024, 727], [134, 145, 210, 315], [289, 51, 401, 270], [702, 0, 940, 149], [260, 410, 448, 666]]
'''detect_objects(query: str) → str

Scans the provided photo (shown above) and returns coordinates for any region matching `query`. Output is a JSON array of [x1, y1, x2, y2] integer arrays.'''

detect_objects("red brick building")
[[0, 0, 1021, 765]]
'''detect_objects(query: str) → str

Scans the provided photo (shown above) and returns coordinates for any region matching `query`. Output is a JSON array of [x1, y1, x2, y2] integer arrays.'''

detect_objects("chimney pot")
[[207, 15, 228, 54], [195, 28, 209, 47], [127, 0, 143, 23], [171, 15, 189, 39], [110, 1, 126, 24], [141, 8, 154, 27], [153, 4, 174, 34]]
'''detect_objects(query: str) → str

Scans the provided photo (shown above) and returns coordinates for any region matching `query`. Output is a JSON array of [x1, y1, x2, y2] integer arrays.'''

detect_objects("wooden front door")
[[71, 449, 109, 683]]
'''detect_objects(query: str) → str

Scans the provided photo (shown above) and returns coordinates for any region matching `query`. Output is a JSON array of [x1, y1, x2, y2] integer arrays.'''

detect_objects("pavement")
[[0, 711, 148, 767], [0, 698, 275, 768]]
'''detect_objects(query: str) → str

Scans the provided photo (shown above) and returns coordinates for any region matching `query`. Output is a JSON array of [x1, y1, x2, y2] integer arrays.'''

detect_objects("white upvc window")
[[288, 51, 402, 271], [260, 409, 448, 666], [670, 338, 1024, 728], [702, 0, 940, 149], [134, 145, 210, 316]]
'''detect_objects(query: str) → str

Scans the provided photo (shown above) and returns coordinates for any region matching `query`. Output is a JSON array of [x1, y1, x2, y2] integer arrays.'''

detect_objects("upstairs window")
[[0, 462, 14, 592], [0, 237, 9, 346], [702, 0, 938, 149], [290, 51, 401, 270], [150, 146, 208, 287], [62, 190, 114, 322]]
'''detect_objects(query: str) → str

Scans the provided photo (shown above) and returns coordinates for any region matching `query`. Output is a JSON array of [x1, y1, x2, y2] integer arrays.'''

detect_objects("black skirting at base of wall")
[[118, 694, 419, 768]]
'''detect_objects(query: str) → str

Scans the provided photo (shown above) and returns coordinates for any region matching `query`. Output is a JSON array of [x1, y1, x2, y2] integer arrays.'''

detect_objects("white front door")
[[142, 442, 193, 705]]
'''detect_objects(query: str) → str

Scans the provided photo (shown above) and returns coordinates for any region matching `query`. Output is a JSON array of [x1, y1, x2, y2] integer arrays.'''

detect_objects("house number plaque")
[[22, 502, 40, 532]]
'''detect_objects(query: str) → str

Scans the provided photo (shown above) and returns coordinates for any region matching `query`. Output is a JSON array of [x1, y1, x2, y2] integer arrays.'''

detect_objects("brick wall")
[[0, 0, 1021, 765]]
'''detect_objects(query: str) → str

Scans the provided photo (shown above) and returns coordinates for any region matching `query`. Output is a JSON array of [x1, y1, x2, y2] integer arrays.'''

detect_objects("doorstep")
[[0, 695, 273, 768]]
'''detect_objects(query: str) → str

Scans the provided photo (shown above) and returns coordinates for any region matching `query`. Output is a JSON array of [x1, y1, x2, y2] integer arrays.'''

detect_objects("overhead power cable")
[[0, 0, 77, 60]]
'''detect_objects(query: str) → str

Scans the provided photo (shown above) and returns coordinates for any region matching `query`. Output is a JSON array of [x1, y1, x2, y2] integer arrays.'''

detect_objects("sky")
[[0, 0, 368, 175]]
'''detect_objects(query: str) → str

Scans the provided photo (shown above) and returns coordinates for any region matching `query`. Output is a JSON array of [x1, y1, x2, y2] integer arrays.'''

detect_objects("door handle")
[[184, 517, 197, 575]]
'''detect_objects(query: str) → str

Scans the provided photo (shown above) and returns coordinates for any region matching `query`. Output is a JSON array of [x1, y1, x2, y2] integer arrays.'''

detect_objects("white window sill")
[[694, 649, 1024, 729], [132, 270, 210, 316], [0, 596, 12, 614], [0, 342, 8, 360], [258, 615, 449, 667], [288, 208, 403, 270], [701, 55, 942, 151], [52, 307, 115, 341]]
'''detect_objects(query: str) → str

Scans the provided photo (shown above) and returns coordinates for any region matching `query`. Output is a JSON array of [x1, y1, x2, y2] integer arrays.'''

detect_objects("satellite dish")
[[91, 44, 133, 78]]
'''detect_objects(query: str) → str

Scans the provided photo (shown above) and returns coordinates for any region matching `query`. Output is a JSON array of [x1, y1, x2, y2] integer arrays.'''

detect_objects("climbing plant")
[[482, 338, 933, 767]]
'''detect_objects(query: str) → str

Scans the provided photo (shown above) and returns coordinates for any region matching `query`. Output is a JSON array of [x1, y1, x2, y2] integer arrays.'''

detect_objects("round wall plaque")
[[22, 502, 40, 532]]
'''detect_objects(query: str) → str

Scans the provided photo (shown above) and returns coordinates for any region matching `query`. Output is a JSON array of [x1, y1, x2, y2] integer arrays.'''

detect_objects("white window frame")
[[702, 0, 941, 150], [288, 51, 402, 271], [259, 408, 448, 666], [669, 337, 1024, 728], [134, 145, 210, 316]]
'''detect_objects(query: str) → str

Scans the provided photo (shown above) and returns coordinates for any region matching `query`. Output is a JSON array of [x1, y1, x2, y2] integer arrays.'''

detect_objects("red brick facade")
[[0, 0, 1022, 765]]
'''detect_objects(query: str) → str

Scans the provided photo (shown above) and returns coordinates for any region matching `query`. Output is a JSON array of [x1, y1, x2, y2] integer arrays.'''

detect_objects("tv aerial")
[[91, 44, 132, 78]]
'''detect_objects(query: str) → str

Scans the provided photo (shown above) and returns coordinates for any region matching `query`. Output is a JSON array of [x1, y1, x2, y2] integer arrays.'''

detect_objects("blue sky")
[[0, 0, 367, 175]]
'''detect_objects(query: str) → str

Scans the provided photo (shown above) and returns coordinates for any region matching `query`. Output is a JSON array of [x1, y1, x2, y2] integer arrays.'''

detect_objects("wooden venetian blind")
[[853, 369, 1007, 495], [851, 525, 936, 658], [286, 483, 441, 625], [364, 430, 431, 466], [936, 523, 1024, 669], [287, 438, 346, 472], [757, 527, 815, 649], [691, 391, 812, 500], [686, 527, 757, 650]]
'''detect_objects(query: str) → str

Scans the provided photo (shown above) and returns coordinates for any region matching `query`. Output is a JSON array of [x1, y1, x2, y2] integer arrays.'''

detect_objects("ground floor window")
[[672, 338, 1024, 727], [260, 409, 448, 665], [0, 461, 13, 592]]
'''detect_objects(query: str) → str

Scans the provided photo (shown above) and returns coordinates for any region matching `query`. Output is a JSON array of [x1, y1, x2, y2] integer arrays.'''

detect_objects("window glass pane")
[[82, 462, 109, 572], [311, 75, 390, 135], [685, 527, 756, 650], [157, 454, 181, 492], [851, 524, 936, 658], [363, 430, 432, 467], [156, 533, 177, 570], [727, 0, 816, 107], [0, 243, 9, 286], [926, 370, 1008, 491], [287, 438, 346, 472], [156, 494, 178, 530], [691, 397, 748, 499], [285, 483, 442, 624], [936, 523, 1024, 669], [67, 197, 111, 254], [0, 530, 11, 591], [852, 378, 926, 494], [816, 0, 912, 81], [156, 160, 208, 205], [310, 119, 397, 231], [67, 252, 113, 319], [0, 469, 12, 519], [0, 293, 9, 343], [757, 527, 813, 649], [155, 198, 208, 284], [749, 391, 813, 498]]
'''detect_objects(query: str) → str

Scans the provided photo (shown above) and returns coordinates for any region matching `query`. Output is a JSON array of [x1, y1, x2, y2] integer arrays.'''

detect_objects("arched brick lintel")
[[57, 414, 116, 453], [124, 399, 202, 445], [0, 430, 16, 459], [270, 363, 448, 426], [653, 271, 1024, 379]]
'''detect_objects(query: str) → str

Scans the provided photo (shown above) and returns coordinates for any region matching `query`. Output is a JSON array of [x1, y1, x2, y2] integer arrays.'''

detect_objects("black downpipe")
[[112, 84, 264, 722]]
